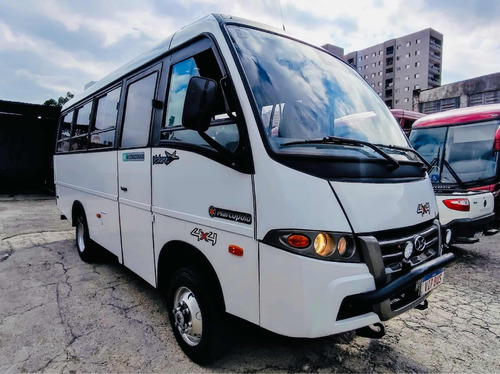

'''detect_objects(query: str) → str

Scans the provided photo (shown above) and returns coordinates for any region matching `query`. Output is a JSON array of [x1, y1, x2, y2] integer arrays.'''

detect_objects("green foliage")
[[43, 92, 74, 107]]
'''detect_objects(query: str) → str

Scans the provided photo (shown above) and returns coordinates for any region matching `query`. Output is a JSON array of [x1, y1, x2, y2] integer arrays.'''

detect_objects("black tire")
[[75, 214, 97, 263], [166, 266, 226, 364]]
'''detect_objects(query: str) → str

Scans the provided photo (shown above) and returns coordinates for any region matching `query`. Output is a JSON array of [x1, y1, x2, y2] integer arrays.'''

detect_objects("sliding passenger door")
[[118, 64, 162, 286]]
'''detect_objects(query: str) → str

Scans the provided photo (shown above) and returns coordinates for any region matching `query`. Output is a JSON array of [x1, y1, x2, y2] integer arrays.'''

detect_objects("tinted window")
[[91, 86, 121, 149], [162, 50, 239, 153], [74, 102, 92, 136], [121, 73, 157, 148], [56, 112, 73, 153], [94, 87, 121, 132]]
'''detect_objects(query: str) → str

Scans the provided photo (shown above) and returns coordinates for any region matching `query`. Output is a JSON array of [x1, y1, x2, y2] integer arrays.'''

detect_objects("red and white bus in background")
[[390, 109, 425, 135], [409, 104, 500, 234]]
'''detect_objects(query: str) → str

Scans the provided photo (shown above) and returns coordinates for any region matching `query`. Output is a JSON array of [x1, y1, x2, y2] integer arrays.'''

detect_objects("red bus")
[[409, 104, 500, 216], [390, 109, 425, 135]]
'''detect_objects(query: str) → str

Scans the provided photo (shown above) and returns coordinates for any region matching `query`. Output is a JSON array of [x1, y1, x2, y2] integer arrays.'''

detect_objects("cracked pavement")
[[1, 197, 499, 372]]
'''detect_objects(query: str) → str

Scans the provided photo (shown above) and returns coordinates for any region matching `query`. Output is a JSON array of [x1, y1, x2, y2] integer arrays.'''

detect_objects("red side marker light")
[[96, 213, 102, 218], [229, 245, 244, 256]]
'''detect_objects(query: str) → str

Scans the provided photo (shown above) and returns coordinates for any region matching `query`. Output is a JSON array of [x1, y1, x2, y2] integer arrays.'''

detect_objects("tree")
[[43, 92, 74, 107]]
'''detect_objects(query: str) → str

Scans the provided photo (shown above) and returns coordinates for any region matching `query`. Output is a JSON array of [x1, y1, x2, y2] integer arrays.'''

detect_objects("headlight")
[[262, 229, 360, 262]]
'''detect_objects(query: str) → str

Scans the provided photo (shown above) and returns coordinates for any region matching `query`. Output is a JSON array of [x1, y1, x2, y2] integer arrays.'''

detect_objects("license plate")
[[420, 269, 444, 295]]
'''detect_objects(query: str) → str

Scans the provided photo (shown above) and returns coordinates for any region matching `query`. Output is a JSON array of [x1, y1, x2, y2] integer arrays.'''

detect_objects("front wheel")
[[167, 266, 226, 364]]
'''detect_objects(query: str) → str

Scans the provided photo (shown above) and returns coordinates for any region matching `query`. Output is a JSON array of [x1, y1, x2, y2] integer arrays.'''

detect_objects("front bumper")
[[342, 252, 455, 320]]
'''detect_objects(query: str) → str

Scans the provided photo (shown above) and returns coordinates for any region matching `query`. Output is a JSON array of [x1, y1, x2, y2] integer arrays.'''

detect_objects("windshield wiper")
[[375, 143, 432, 170], [281, 136, 399, 169]]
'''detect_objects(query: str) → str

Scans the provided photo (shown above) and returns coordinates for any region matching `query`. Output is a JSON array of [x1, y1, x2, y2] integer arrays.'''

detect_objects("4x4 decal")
[[417, 202, 431, 216], [190, 228, 217, 246]]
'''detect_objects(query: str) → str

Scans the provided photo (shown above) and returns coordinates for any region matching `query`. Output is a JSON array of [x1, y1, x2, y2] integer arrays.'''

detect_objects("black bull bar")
[[348, 252, 456, 304]]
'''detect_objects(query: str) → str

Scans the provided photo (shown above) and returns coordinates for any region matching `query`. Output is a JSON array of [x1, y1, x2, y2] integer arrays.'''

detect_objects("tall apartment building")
[[329, 28, 443, 110]]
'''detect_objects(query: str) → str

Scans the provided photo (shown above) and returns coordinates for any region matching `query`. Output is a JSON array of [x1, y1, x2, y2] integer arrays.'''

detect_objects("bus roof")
[[412, 103, 500, 129], [62, 14, 286, 112], [390, 109, 425, 120]]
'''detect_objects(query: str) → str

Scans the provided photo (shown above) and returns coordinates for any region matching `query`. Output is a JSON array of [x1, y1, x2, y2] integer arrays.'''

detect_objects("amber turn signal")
[[228, 245, 244, 256], [287, 234, 311, 248]]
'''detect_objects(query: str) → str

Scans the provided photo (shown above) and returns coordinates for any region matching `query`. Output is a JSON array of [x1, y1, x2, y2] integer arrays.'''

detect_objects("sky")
[[0, 0, 498, 105]]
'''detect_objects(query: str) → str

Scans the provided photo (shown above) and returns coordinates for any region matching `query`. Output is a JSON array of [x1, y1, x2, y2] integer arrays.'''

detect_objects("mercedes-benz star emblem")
[[414, 235, 426, 252]]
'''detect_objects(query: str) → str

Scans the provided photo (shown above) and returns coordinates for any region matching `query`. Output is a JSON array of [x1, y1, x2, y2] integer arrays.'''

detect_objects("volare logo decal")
[[190, 228, 217, 246], [209, 206, 252, 225], [416, 202, 431, 216], [153, 150, 179, 166], [123, 152, 145, 161]]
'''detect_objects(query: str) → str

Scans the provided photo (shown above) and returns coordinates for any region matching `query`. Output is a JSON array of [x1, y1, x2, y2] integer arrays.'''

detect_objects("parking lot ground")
[[1, 197, 499, 372]]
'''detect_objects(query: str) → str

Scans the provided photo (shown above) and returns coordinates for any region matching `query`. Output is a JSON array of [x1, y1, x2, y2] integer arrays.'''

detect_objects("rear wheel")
[[167, 266, 226, 364], [75, 214, 97, 262]]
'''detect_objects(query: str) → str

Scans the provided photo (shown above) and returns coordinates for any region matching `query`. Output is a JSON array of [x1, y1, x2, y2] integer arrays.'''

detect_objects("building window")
[[395, 99, 400, 104], [414, 85, 420, 90], [469, 90, 500, 106], [378, 71, 383, 76], [386, 46, 394, 55], [364, 65, 368, 69], [372, 52, 376, 57], [414, 73, 420, 78], [415, 50, 421, 56], [365, 55, 369, 59], [378, 61, 382, 65], [379, 50, 383, 55], [395, 88, 400, 93], [405, 64, 410, 69], [372, 62, 376, 67], [406, 41, 411, 47], [371, 73, 376, 77], [404, 87, 409, 91], [441, 98, 459, 111], [359, 57, 362, 61], [396, 56, 401, 61], [405, 75, 410, 80], [405, 53, 411, 58], [397, 45, 401, 50], [378, 92, 382, 96], [396, 67, 401, 71], [404, 98, 409, 103], [364, 75, 368, 79], [358, 67, 362, 71], [378, 82, 382, 86], [416, 38, 421, 44], [415, 61, 421, 67], [371, 83, 375, 88]]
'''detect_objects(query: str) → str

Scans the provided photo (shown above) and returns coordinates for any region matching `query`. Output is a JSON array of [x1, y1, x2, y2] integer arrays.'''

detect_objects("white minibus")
[[54, 14, 455, 363]]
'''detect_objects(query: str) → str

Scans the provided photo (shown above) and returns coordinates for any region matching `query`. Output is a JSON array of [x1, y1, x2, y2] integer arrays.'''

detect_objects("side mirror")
[[182, 76, 217, 132], [494, 127, 500, 152]]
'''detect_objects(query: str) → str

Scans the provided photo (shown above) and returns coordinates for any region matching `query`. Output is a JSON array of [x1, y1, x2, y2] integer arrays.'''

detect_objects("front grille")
[[373, 220, 440, 282]]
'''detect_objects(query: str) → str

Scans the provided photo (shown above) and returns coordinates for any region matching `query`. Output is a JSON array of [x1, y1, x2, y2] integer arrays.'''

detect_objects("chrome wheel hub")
[[173, 286, 202, 346], [77, 222, 85, 253]]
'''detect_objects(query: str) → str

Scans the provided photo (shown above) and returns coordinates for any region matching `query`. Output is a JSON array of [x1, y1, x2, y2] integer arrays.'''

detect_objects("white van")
[[54, 14, 455, 363]]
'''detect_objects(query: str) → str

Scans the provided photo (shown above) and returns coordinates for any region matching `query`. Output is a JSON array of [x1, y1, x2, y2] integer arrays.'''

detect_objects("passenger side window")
[[71, 102, 92, 151], [91, 86, 121, 149], [161, 49, 239, 153], [121, 72, 158, 148], [56, 112, 73, 153]]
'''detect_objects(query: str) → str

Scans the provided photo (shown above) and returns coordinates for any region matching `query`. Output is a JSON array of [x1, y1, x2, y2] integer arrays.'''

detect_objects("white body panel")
[[436, 190, 494, 225], [152, 148, 259, 324], [118, 149, 155, 286], [260, 243, 379, 337], [331, 179, 438, 233], [54, 152, 122, 261]]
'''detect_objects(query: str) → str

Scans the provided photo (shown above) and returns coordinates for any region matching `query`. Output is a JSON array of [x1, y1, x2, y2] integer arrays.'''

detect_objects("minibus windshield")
[[227, 26, 409, 160], [410, 120, 499, 184]]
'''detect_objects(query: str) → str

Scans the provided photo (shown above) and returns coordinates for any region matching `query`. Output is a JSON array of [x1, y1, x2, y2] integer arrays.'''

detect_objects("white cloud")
[[15, 69, 72, 94], [0, 22, 113, 77]]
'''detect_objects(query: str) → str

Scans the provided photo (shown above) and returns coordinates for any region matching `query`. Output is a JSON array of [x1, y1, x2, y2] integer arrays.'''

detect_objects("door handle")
[[120, 186, 128, 192]]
